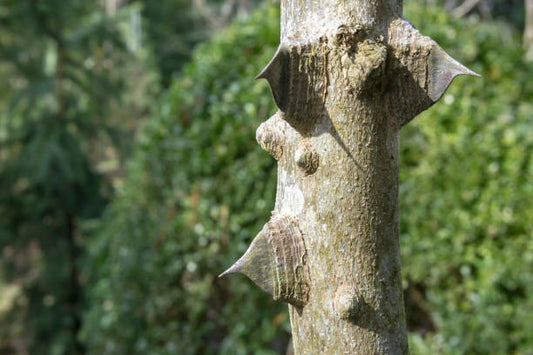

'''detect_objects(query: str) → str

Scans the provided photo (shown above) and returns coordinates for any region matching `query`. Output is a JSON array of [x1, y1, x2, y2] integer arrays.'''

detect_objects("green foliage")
[[137, 0, 264, 88], [82, 4, 288, 354], [0, 0, 156, 353], [136, 0, 207, 87], [402, 3, 533, 354], [84, 1, 533, 354]]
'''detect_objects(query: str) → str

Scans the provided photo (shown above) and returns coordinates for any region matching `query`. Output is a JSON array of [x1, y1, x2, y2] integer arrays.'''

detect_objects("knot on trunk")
[[295, 138, 319, 175], [339, 37, 388, 96], [256, 112, 286, 160]]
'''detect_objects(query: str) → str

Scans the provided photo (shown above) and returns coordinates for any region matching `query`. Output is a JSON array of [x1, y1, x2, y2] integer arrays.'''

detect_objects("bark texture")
[[222, 1, 477, 353]]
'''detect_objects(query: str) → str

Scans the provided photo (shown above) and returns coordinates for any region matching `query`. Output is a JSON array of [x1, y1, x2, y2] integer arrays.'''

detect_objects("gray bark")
[[222, 0, 477, 353]]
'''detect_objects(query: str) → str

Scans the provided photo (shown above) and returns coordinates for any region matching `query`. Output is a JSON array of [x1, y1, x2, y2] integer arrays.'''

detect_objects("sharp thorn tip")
[[219, 262, 241, 278]]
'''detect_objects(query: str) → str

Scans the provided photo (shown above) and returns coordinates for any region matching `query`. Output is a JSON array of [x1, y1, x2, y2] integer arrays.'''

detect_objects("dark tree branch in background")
[[451, 0, 494, 19], [452, 0, 482, 17], [237, 0, 250, 18], [56, 43, 66, 122], [193, 0, 241, 29], [478, 0, 493, 19]]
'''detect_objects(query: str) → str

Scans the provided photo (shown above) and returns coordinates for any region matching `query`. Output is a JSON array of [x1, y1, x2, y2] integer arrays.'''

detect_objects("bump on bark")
[[295, 139, 319, 175], [333, 285, 361, 320], [256, 112, 286, 160]]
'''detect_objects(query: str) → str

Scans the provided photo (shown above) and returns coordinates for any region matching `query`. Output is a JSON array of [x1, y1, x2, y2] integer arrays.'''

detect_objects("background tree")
[[0, 0, 155, 352], [135, 0, 209, 88], [136, 0, 263, 88]]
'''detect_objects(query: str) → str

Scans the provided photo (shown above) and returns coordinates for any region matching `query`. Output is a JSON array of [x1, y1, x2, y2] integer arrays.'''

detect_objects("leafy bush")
[[84, 2, 533, 354], [402, 3, 533, 354], [81, 4, 287, 354]]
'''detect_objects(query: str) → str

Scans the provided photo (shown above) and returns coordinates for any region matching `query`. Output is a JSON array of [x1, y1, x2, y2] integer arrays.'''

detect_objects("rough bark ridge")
[[222, 0, 477, 353]]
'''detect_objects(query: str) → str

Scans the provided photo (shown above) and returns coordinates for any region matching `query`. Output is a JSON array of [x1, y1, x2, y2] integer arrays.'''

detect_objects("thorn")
[[428, 44, 481, 102], [255, 45, 289, 112], [218, 259, 243, 278], [217, 224, 274, 295], [218, 215, 310, 307]]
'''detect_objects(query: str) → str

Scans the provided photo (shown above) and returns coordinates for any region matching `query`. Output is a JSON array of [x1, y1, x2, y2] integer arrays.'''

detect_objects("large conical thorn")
[[220, 214, 310, 308], [256, 45, 290, 113], [428, 43, 480, 102], [255, 43, 326, 133], [388, 18, 481, 126], [219, 225, 274, 294]]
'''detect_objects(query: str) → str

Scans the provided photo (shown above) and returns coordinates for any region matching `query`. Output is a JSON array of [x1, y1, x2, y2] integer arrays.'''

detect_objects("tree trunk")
[[222, 1, 477, 353], [525, 0, 533, 61]]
